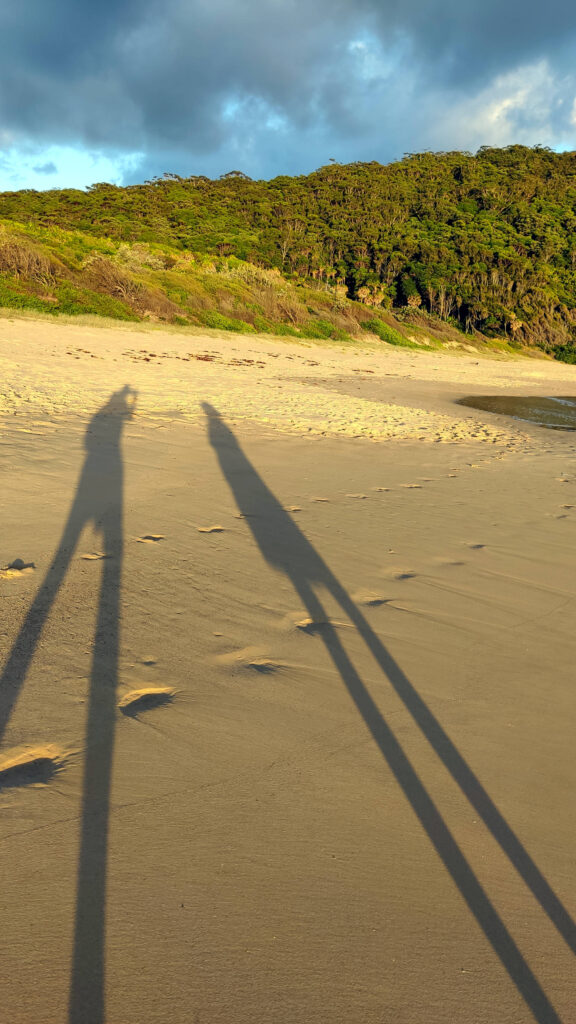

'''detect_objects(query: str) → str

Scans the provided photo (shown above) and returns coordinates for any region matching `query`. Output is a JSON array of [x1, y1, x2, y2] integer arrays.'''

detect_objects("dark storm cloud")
[[1, 0, 575, 182]]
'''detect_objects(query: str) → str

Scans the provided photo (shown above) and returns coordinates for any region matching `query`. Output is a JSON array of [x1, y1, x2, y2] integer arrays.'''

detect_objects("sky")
[[1, 0, 575, 190]]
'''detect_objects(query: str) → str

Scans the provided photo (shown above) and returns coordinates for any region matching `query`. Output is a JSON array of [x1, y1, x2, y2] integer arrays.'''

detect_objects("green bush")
[[553, 343, 576, 364], [363, 318, 417, 347], [0, 281, 57, 314], [198, 310, 255, 333]]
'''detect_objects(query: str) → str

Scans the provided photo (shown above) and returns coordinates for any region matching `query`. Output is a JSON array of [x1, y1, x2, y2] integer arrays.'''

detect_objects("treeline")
[[1, 146, 576, 354]]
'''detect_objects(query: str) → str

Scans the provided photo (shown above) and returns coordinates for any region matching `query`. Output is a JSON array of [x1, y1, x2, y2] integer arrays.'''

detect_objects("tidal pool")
[[457, 395, 576, 430]]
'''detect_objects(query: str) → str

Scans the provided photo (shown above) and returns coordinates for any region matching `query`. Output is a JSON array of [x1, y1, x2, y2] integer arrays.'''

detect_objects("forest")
[[1, 145, 576, 357]]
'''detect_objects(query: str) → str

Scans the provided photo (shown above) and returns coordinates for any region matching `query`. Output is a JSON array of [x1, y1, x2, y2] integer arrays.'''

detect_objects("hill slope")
[[1, 146, 576, 357]]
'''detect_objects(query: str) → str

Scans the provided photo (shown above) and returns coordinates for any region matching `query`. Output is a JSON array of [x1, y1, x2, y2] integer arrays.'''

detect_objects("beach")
[[1, 315, 576, 1023]]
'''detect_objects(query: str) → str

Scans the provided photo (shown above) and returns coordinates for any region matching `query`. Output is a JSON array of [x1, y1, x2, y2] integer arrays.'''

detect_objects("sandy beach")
[[1, 315, 576, 1024]]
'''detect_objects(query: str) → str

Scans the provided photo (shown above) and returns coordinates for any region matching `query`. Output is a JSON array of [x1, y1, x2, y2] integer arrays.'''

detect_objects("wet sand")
[[1, 316, 576, 1023]]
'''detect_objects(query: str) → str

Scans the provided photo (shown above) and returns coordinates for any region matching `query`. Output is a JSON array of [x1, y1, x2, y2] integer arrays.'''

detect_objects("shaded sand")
[[1, 316, 576, 1023]]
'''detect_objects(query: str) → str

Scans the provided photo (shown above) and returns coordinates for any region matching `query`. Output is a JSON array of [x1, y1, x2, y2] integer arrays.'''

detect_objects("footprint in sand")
[[0, 558, 36, 579], [0, 745, 65, 788], [371, 487, 391, 492], [402, 484, 422, 489], [353, 590, 390, 607], [346, 493, 368, 499], [139, 655, 158, 666], [468, 544, 486, 550], [393, 571, 418, 580], [294, 616, 352, 633], [81, 551, 110, 561], [118, 687, 175, 716], [197, 525, 225, 533], [286, 506, 302, 512], [137, 534, 165, 543], [216, 646, 285, 673], [311, 497, 330, 503]]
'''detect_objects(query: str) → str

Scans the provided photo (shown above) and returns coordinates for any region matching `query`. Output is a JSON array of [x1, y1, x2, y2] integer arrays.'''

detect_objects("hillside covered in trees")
[[1, 145, 576, 357]]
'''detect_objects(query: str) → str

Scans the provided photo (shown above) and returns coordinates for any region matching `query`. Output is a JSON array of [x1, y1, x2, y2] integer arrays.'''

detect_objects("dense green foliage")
[[2, 146, 576, 355]]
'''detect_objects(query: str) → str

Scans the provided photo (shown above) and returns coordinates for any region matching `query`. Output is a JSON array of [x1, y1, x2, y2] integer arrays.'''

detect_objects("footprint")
[[371, 487, 390, 492], [81, 551, 110, 561], [402, 484, 422, 489], [0, 745, 65, 788], [118, 687, 175, 716], [393, 571, 418, 580], [139, 655, 157, 666], [286, 506, 302, 512], [346, 493, 368, 499], [295, 617, 329, 633], [216, 646, 284, 673], [197, 525, 225, 533], [311, 497, 330, 502], [137, 534, 165, 543], [469, 544, 485, 550], [294, 617, 351, 633], [447, 473, 458, 478], [561, 504, 574, 509], [0, 558, 36, 579], [353, 590, 390, 607]]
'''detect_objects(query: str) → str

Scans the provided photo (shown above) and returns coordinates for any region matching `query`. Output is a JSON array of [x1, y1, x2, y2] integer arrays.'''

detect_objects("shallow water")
[[457, 395, 576, 430]]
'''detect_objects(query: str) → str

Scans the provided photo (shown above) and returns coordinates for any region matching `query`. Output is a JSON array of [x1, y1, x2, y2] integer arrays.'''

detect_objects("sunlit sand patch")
[[136, 534, 165, 543], [0, 558, 36, 579], [197, 524, 225, 533], [0, 745, 65, 788], [118, 687, 175, 716]]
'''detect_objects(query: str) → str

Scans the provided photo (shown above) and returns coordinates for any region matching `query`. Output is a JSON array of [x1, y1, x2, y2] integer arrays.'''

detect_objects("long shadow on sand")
[[204, 402, 575, 1024], [0, 386, 136, 1024]]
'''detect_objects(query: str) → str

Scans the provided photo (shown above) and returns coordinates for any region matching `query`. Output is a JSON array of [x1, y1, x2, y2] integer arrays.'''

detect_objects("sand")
[[1, 315, 576, 1023]]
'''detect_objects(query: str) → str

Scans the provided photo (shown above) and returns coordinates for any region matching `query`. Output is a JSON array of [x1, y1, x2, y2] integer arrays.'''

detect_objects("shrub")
[[198, 310, 255, 332], [363, 318, 417, 347], [553, 343, 576, 364]]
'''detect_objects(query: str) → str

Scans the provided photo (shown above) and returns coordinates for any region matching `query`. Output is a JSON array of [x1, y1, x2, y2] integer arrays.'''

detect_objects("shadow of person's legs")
[[203, 402, 566, 1024], [0, 386, 135, 1024]]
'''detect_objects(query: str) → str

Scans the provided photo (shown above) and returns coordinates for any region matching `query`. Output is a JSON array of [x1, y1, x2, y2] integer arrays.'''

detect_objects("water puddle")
[[457, 395, 576, 430]]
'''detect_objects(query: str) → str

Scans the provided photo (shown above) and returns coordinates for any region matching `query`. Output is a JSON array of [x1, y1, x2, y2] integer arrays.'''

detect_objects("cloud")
[[1, 0, 575, 187], [32, 161, 58, 174]]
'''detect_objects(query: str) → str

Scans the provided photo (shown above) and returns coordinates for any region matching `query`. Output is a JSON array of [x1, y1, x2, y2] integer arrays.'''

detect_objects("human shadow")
[[0, 385, 136, 1024], [203, 402, 573, 1024]]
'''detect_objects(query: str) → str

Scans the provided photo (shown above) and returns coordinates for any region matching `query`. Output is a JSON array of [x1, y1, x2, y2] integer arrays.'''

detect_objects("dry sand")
[[1, 315, 576, 1023]]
